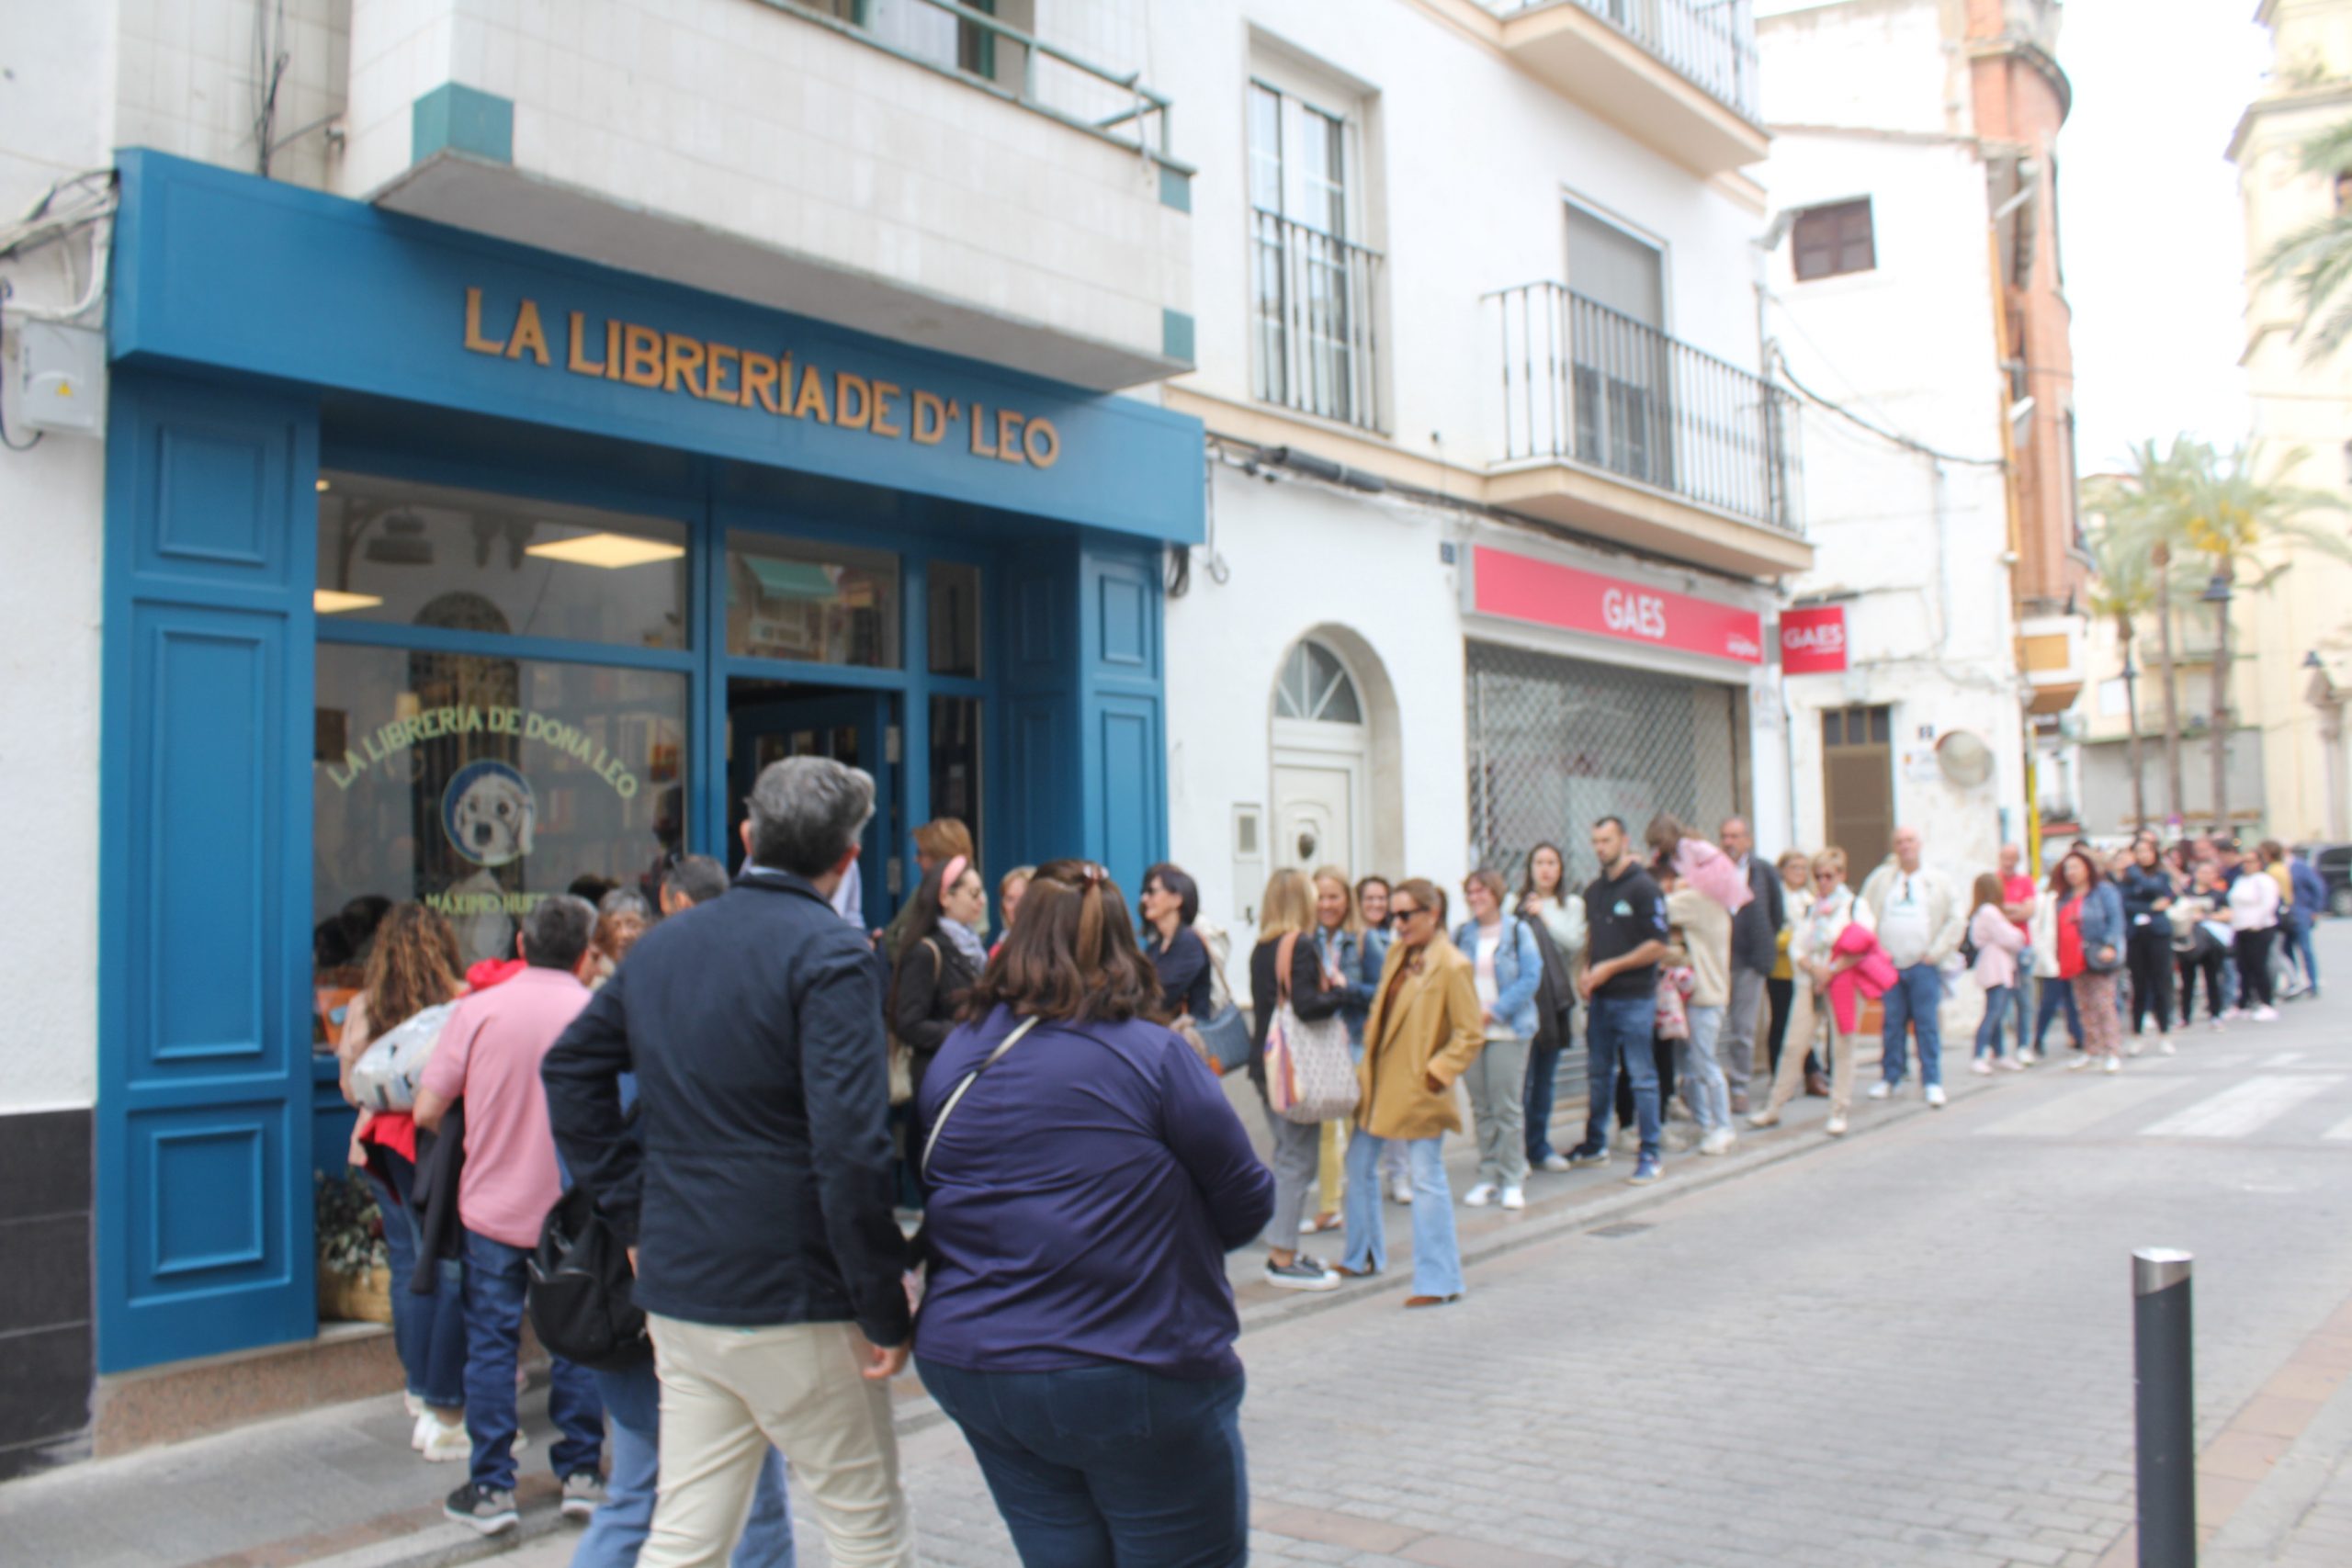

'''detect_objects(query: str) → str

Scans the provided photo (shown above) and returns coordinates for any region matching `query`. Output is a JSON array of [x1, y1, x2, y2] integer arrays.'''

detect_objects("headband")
[[939, 855, 969, 906]]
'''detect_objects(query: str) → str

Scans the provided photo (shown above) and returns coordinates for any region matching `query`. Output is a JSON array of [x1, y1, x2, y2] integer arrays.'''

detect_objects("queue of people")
[[336, 753, 2331, 1568]]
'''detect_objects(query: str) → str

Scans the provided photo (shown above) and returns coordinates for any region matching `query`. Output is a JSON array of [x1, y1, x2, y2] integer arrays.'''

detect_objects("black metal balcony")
[[1491, 281, 1799, 534], [1549, 0, 1761, 120], [1250, 209, 1385, 434]]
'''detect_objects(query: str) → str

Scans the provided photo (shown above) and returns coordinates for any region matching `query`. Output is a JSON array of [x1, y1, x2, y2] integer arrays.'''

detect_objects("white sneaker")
[[1925, 1085, 1947, 1108], [420, 1416, 469, 1463], [1866, 1080, 1894, 1100], [1824, 1113, 1849, 1136], [1464, 1182, 1497, 1207], [411, 1411, 433, 1452], [1699, 1127, 1736, 1156], [1499, 1186, 1525, 1210], [2211, 1019, 2227, 1032], [1539, 1154, 1571, 1173], [2103, 1055, 2121, 1075], [2127, 1038, 2145, 1057], [2065, 1055, 2093, 1071], [2158, 1036, 2177, 1056], [1999, 1057, 2026, 1072], [2254, 1006, 2280, 1022], [2018, 1049, 2041, 1066], [1971, 1058, 1993, 1077], [2221, 1008, 2246, 1021], [1388, 1177, 1413, 1205]]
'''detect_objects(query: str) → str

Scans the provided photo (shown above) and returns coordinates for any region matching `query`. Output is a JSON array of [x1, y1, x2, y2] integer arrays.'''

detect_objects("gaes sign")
[[1780, 605, 1849, 674], [1470, 547, 1765, 664]]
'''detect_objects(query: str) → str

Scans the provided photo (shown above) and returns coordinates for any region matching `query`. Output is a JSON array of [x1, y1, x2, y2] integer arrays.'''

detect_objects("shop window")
[[1792, 198, 1875, 281], [931, 694, 983, 855], [315, 472, 687, 649], [727, 533, 900, 668], [311, 645, 689, 994], [929, 560, 983, 677]]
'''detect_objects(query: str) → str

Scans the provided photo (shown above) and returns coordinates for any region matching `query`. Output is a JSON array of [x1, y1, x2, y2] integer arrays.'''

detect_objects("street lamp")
[[2202, 571, 2234, 834], [2120, 647, 2145, 831]]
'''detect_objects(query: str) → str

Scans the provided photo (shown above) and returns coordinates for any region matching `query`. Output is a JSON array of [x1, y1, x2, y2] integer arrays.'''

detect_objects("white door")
[[1272, 756, 1360, 874]]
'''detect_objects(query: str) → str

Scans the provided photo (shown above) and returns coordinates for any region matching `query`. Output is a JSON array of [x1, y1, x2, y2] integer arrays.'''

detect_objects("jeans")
[[2126, 924, 2176, 1034], [2007, 981, 2032, 1056], [1463, 1034, 1530, 1188], [1584, 994, 1660, 1161], [366, 1150, 465, 1411], [1973, 986, 2013, 1060], [1524, 1027, 1566, 1164], [918, 1359, 1248, 1568], [2285, 918, 2320, 990], [461, 1229, 604, 1493], [576, 1357, 795, 1568], [1879, 964, 1945, 1089], [2178, 948, 2227, 1023], [2032, 975, 2081, 1050], [1678, 1005, 1731, 1133], [1340, 1131, 1464, 1297]]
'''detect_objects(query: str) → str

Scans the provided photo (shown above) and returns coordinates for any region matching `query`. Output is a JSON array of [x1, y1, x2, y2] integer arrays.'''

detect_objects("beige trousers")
[[1762, 983, 1857, 1118], [638, 1314, 914, 1568]]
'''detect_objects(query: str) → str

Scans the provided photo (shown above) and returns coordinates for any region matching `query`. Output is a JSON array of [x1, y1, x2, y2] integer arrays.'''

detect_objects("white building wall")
[[1761, 24, 2029, 887], [1153, 0, 1770, 465], [0, 5, 118, 1112]]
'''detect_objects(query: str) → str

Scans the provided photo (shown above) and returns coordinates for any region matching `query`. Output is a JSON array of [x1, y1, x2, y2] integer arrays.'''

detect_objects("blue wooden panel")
[[137, 622, 269, 1070], [1095, 699, 1159, 894], [1098, 570, 1148, 670], [1015, 574, 1061, 670], [100, 374, 319, 1372]]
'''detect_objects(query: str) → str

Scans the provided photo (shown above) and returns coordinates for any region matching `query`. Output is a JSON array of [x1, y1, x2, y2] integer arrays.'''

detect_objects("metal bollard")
[[2133, 1247, 2196, 1568]]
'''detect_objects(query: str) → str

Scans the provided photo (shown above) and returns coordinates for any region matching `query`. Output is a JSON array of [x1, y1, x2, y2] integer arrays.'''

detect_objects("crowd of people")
[[329, 752, 2332, 1568]]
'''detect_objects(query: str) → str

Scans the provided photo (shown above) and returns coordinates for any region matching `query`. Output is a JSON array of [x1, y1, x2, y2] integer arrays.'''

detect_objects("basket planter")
[[317, 1261, 394, 1325]]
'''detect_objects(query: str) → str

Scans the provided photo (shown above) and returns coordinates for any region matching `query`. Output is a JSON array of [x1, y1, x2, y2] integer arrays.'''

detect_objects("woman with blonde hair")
[[338, 902, 469, 1460], [1335, 878, 1487, 1306], [1303, 865, 1374, 1235], [1749, 847, 1860, 1136], [1250, 868, 1351, 1290]]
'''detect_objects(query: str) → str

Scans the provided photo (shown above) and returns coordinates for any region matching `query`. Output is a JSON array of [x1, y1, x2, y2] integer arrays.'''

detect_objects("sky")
[[2057, 0, 2272, 474]]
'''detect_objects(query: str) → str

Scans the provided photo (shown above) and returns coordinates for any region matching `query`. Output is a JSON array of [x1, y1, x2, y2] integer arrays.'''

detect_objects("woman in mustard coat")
[[1333, 877, 1487, 1306]]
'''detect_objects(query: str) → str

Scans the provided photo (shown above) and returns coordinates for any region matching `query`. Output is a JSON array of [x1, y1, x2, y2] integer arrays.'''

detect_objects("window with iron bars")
[[1248, 79, 1384, 432]]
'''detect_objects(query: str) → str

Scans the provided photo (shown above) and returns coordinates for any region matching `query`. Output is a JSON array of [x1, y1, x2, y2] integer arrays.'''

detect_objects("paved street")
[[485, 930, 2352, 1568], [16, 930, 2352, 1567]]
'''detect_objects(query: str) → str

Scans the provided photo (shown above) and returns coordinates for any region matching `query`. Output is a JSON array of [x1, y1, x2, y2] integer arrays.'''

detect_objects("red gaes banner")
[[1470, 547, 1765, 665], [1779, 605, 1848, 674]]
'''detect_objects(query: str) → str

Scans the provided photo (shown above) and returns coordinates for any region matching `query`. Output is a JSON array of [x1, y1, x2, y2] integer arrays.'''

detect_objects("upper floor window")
[[1792, 198, 1876, 281], [813, 0, 1007, 83], [1247, 71, 1383, 431]]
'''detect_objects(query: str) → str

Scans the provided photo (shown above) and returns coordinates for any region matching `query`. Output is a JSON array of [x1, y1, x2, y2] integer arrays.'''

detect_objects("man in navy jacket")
[[545, 756, 914, 1568]]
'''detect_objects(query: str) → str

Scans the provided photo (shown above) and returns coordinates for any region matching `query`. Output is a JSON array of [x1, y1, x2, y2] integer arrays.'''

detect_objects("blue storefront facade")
[[91, 151, 1199, 1383]]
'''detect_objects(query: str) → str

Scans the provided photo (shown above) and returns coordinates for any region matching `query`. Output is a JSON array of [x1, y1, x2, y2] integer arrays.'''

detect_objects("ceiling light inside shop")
[[314, 589, 385, 614], [525, 533, 686, 570]]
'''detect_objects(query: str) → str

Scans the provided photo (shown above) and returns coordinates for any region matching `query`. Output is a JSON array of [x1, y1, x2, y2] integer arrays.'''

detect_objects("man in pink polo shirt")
[[415, 895, 606, 1537]]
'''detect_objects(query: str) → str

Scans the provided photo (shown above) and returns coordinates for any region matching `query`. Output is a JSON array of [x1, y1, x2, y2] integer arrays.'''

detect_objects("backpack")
[[526, 1186, 650, 1371]]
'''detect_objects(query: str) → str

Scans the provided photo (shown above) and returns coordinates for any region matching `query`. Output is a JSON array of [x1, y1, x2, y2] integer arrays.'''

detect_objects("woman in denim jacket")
[[1453, 870, 1544, 1210], [1304, 867, 1378, 1235]]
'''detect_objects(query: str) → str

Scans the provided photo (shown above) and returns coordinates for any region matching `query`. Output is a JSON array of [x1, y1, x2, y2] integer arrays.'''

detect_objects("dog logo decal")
[[441, 761, 537, 869]]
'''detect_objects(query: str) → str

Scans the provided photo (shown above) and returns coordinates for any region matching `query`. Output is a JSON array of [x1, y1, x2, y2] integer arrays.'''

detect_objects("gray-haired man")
[[546, 758, 914, 1566]]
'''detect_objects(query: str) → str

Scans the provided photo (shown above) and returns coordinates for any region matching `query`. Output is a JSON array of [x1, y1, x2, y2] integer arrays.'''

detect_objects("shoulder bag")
[[1263, 932, 1360, 1125], [526, 1185, 650, 1371], [348, 1000, 458, 1112], [1186, 928, 1254, 1075]]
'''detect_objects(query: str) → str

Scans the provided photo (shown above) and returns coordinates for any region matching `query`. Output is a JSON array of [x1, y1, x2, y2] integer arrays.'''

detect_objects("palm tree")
[[2179, 445, 2352, 829], [2256, 119, 2352, 355], [2077, 509, 2166, 830], [2084, 440, 2209, 825]]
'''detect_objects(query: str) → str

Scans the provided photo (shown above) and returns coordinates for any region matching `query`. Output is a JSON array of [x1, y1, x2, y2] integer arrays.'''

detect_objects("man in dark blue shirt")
[[1570, 817, 1671, 1186]]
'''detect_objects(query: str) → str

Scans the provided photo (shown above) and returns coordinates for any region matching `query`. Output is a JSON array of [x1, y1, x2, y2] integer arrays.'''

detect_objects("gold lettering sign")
[[461, 288, 1061, 469]]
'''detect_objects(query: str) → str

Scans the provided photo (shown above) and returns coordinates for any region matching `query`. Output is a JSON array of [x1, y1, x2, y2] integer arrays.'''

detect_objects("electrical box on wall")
[[15, 321, 107, 436]]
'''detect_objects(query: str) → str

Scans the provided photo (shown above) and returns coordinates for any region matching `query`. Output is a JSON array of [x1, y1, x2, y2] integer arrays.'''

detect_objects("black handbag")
[[526, 1185, 651, 1371]]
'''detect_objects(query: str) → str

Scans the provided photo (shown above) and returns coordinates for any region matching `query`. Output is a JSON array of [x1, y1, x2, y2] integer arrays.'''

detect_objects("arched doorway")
[[1271, 637, 1371, 875]]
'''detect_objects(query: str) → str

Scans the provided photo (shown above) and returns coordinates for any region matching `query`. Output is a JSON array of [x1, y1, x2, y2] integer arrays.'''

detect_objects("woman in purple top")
[[913, 860, 1274, 1567]]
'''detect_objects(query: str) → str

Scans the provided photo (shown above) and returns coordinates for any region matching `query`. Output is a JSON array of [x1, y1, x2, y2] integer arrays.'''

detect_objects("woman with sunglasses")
[[1334, 879, 1486, 1307]]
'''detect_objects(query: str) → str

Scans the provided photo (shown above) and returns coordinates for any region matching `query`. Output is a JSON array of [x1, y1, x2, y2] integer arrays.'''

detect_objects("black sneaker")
[[1566, 1143, 1611, 1168], [1265, 1256, 1339, 1292], [445, 1483, 519, 1535]]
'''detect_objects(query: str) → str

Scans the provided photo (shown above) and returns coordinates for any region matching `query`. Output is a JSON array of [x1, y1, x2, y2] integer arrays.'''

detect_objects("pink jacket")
[[1825, 921, 1897, 1033], [1673, 839, 1754, 917], [1967, 903, 2028, 991]]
